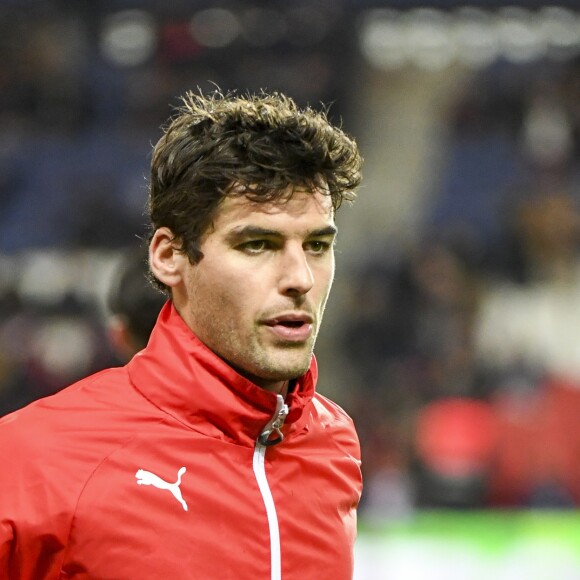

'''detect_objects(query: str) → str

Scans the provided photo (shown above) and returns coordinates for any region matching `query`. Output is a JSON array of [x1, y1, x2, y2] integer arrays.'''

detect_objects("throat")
[[260, 379, 290, 397]]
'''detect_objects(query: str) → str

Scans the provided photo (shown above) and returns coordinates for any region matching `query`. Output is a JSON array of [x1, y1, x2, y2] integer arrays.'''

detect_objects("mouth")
[[263, 313, 314, 342]]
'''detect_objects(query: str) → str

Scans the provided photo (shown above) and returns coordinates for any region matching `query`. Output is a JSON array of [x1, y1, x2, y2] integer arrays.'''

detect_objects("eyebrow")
[[225, 225, 337, 242]]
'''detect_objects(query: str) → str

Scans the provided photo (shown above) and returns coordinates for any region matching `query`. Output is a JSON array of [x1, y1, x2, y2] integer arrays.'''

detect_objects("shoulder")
[[311, 392, 355, 426], [0, 366, 154, 533], [309, 393, 360, 455], [0, 365, 148, 487], [0, 366, 126, 436], [0, 367, 133, 571]]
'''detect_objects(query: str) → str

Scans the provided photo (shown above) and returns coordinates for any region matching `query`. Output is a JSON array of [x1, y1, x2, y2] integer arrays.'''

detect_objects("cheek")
[[315, 262, 335, 298], [192, 265, 250, 319]]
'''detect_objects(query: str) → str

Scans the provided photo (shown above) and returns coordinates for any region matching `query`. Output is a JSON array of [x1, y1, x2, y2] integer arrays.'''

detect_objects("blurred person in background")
[[346, 238, 482, 518], [0, 89, 363, 579], [106, 246, 167, 362], [474, 185, 580, 507], [0, 247, 164, 417]]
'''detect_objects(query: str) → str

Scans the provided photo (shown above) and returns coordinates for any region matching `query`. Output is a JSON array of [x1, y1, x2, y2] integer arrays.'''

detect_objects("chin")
[[236, 345, 313, 383], [265, 361, 311, 381]]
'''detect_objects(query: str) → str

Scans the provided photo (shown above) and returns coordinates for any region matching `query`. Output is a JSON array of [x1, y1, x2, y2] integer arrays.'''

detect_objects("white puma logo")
[[135, 466, 188, 511]]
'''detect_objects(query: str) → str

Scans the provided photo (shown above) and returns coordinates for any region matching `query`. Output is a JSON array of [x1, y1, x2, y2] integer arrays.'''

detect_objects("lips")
[[263, 313, 314, 342]]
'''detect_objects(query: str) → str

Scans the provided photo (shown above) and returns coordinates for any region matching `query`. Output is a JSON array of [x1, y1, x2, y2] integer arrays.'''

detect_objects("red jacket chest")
[[61, 422, 359, 580]]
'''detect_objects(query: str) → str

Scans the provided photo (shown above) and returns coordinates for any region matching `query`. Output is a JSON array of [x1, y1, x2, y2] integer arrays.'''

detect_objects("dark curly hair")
[[148, 89, 363, 292]]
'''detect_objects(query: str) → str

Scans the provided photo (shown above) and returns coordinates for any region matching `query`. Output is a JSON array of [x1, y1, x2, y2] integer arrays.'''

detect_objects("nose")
[[279, 245, 314, 296]]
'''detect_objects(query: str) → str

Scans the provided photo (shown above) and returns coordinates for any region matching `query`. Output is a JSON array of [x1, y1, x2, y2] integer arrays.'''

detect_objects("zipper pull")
[[258, 394, 289, 447]]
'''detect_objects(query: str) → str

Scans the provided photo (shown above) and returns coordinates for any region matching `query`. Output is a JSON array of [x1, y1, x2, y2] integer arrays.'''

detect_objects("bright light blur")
[[100, 10, 157, 67], [190, 8, 241, 48], [358, 5, 580, 70]]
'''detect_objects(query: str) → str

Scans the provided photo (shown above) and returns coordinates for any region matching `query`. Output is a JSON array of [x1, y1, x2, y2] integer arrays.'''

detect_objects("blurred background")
[[2, 0, 580, 577]]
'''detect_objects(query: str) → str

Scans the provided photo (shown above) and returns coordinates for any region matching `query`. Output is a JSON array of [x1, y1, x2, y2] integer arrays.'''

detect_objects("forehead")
[[211, 188, 335, 232]]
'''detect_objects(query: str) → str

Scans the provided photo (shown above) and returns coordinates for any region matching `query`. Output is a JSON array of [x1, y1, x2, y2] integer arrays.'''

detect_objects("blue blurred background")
[[2, 1, 580, 576]]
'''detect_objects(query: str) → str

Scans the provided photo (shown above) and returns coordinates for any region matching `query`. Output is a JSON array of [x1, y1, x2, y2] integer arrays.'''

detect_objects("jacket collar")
[[126, 302, 317, 447]]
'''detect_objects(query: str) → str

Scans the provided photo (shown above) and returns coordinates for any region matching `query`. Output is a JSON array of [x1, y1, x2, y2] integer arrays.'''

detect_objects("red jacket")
[[0, 303, 362, 579]]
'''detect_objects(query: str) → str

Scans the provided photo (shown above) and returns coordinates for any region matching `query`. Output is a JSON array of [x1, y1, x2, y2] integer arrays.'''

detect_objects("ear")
[[149, 227, 188, 289]]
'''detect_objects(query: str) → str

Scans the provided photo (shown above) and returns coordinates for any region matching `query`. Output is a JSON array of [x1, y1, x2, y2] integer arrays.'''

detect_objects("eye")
[[305, 240, 332, 254], [239, 240, 270, 254]]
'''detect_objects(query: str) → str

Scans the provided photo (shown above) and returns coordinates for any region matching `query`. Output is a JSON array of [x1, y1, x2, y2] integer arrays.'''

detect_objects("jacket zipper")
[[253, 394, 289, 580]]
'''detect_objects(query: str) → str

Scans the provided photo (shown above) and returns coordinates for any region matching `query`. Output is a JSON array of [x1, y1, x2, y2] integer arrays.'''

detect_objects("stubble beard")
[[221, 323, 318, 385]]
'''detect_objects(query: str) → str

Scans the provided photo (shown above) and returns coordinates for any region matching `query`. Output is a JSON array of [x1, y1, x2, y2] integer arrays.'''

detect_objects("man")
[[0, 90, 363, 579], [106, 246, 166, 361]]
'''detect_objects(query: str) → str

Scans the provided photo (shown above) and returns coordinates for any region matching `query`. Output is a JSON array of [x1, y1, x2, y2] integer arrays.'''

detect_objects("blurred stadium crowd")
[[3, 0, 580, 521]]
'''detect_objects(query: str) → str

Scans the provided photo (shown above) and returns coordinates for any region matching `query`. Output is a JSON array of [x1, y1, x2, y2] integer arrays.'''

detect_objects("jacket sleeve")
[[0, 410, 69, 579], [0, 412, 21, 576], [0, 521, 14, 573]]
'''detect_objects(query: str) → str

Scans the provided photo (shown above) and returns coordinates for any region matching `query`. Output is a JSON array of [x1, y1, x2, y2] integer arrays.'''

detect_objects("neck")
[[259, 380, 289, 398]]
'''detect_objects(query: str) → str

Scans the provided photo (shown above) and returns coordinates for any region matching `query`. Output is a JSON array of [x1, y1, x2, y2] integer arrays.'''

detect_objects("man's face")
[[174, 188, 336, 391]]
